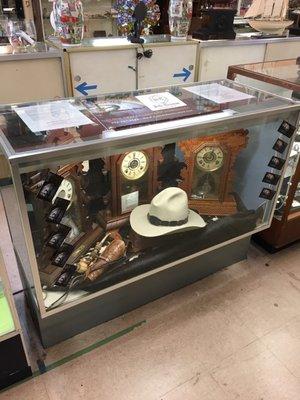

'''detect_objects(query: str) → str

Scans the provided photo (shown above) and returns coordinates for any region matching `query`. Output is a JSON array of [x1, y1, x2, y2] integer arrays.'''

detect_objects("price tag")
[[121, 191, 139, 214]]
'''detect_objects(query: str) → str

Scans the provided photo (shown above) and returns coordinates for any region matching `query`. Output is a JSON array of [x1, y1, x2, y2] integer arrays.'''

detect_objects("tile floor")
[[1, 238, 300, 400], [1, 183, 300, 400]]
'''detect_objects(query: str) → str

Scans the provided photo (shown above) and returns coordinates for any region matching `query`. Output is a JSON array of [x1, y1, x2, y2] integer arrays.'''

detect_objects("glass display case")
[[0, 80, 299, 345], [227, 58, 300, 99], [0, 249, 31, 389], [228, 59, 300, 250]]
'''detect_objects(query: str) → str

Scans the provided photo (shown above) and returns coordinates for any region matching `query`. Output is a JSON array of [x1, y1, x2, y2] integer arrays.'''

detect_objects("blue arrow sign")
[[75, 81, 98, 96], [173, 67, 191, 82]]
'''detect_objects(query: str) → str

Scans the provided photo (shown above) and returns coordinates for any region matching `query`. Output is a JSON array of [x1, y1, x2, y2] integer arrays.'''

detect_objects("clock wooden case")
[[179, 130, 248, 215], [110, 148, 161, 218]]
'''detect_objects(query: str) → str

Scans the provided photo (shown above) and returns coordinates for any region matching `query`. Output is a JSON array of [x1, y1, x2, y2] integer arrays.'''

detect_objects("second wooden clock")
[[179, 130, 248, 215]]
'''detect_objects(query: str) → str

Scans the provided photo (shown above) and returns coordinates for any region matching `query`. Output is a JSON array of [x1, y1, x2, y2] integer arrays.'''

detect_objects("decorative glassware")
[[52, 0, 84, 45], [114, 0, 160, 37], [6, 19, 36, 52], [168, 0, 193, 42]]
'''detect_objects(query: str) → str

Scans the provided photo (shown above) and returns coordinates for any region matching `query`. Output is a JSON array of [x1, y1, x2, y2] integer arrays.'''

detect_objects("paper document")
[[14, 100, 93, 133], [136, 92, 187, 111], [184, 83, 254, 104]]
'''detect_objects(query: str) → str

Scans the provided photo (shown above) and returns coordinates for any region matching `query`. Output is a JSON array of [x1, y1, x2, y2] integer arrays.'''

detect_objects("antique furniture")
[[227, 58, 300, 250], [0, 80, 299, 346], [179, 130, 248, 215], [110, 147, 161, 217], [193, 8, 236, 40]]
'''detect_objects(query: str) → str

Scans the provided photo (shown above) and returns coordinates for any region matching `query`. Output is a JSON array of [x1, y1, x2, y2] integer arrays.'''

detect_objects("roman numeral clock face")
[[196, 146, 224, 172], [121, 151, 149, 180]]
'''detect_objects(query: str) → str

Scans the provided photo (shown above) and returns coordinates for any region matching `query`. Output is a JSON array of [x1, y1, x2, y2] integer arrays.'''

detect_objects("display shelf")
[[0, 80, 299, 344]]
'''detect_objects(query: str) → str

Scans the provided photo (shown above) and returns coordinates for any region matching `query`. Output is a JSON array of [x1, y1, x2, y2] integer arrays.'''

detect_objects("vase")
[[53, 0, 84, 45], [168, 0, 193, 42]]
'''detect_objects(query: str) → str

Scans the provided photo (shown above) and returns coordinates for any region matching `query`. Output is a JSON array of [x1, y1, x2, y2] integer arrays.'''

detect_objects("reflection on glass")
[[0, 280, 15, 336], [19, 115, 286, 311]]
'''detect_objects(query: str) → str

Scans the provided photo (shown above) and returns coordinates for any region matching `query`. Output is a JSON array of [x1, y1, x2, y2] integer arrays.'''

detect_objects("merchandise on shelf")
[[168, 0, 192, 41], [52, 0, 84, 45], [0, 80, 299, 315]]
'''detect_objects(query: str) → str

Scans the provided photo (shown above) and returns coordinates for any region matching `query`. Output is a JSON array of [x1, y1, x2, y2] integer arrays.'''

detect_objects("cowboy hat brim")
[[130, 204, 206, 238]]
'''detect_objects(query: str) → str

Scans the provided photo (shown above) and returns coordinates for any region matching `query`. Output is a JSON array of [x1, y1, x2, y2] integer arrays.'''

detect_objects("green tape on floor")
[[0, 319, 146, 394], [45, 319, 146, 372]]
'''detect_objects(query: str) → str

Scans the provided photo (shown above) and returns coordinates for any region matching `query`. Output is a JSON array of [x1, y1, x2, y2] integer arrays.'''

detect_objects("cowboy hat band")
[[147, 213, 189, 227]]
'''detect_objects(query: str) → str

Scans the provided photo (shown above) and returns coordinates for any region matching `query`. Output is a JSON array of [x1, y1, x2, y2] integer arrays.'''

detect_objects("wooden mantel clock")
[[179, 130, 248, 215], [110, 148, 161, 217]]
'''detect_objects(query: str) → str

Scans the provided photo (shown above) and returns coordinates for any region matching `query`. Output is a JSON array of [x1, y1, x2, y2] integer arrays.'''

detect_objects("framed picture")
[[268, 156, 285, 170], [273, 138, 288, 154], [262, 172, 280, 186], [278, 121, 295, 138], [259, 188, 276, 200]]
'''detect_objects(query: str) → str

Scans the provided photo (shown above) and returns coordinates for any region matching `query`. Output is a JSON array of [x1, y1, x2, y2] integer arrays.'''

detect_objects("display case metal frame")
[[0, 80, 300, 344]]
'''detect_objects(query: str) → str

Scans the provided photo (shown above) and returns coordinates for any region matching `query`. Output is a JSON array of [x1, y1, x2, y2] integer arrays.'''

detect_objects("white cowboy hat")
[[130, 187, 206, 238]]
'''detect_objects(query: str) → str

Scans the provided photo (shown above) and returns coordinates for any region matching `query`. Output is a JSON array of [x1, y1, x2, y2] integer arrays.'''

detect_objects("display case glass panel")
[[274, 140, 300, 219], [228, 58, 300, 100], [0, 279, 15, 337], [231, 59, 300, 89], [0, 80, 299, 313]]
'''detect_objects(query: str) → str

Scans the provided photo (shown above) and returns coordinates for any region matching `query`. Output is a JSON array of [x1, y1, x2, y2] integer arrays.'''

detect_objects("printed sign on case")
[[14, 100, 93, 133], [136, 92, 187, 111], [184, 83, 254, 104]]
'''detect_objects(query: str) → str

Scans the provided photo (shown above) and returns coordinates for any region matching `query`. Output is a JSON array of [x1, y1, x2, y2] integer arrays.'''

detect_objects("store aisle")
[[1, 241, 300, 400]]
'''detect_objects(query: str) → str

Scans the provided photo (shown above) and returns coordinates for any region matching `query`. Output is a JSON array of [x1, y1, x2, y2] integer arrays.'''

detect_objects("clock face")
[[121, 151, 149, 181], [196, 146, 224, 172], [52, 178, 74, 204]]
